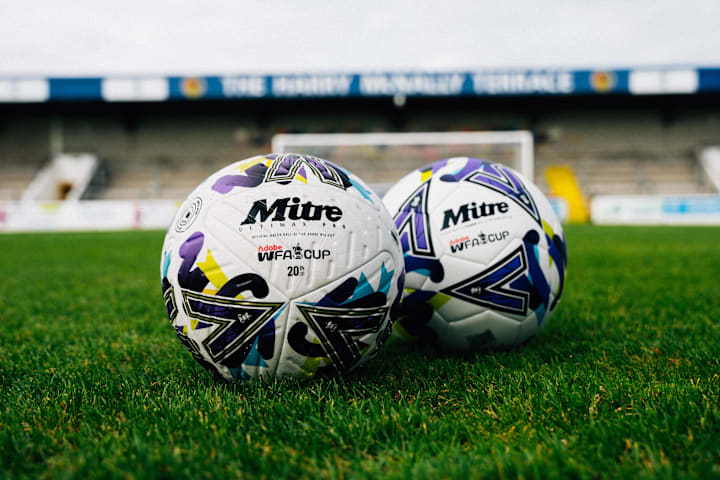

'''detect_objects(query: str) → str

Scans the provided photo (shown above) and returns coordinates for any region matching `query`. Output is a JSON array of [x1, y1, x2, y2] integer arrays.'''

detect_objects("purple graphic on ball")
[[442, 159, 540, 225], [394, 180, 434, 257]]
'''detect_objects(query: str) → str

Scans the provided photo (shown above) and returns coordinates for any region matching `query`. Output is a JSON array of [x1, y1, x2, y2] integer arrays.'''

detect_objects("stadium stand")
[[101, 164, 158, 200], [3, 112, 716, 204], [0, 162, 40, 201], [9, 125, 716, 202], [100, 159, 220, 200], [0, 116, 54, 201], [2, 68, 719, 210], [536, 156, 712, 197]]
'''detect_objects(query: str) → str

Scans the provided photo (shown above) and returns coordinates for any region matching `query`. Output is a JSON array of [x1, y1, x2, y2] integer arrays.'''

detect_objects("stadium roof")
[[1, 67, 719, 103]]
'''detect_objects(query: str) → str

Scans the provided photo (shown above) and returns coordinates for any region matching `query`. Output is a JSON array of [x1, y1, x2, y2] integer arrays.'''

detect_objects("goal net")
[[271, 131, 534, 196]]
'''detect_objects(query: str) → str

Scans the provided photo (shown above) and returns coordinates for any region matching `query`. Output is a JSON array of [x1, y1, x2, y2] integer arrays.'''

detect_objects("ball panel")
[[516, 313, 543, 346], [438, 310, 521, 351], [276, 251, 401, 379], [428, 179, 526, 264], [203, 184, 392, 301]]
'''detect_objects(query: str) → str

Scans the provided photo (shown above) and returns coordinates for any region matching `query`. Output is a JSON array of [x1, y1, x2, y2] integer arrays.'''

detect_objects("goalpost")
[[271, 131, 534, 195]]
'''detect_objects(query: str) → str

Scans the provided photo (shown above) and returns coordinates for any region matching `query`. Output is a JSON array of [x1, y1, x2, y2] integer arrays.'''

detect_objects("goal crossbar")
[[271, 131, 534, 179]]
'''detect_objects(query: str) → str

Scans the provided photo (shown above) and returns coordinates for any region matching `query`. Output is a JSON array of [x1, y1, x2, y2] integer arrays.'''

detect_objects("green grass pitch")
[[1, 225, 719, 479]]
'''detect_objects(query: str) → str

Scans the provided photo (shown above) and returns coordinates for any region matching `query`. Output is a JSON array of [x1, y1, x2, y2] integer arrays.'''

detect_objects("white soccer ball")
[[161, 154, 404, 381], [383, 157, 567, 352]]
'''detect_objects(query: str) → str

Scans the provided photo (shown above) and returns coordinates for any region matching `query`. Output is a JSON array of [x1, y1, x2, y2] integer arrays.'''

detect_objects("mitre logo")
[[441, 201, 509, 230], [241, 197, 343, 225]]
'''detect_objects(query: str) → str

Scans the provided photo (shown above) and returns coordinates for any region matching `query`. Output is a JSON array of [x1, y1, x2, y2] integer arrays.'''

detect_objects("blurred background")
[[1, 0, 719, 230]]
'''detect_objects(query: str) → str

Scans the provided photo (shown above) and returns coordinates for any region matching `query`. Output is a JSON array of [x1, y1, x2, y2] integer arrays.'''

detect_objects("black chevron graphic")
[[296, 304, 389, 372], [181, 289, 284, 363], [441, 245, 530, 316]]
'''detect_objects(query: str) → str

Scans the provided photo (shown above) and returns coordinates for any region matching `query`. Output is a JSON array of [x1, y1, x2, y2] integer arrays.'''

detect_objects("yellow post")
[[544, 166, 589, 223]]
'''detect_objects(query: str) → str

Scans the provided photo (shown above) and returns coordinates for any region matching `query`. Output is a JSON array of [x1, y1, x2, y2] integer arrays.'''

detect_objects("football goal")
[[271, 131, 534, 195]]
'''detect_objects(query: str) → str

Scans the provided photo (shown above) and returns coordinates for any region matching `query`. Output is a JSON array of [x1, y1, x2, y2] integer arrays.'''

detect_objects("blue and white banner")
[[592, 194, 720, 225], [1, 67, 719, 102]]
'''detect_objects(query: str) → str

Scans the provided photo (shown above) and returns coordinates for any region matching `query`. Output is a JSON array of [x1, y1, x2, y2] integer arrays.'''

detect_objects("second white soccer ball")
[[383, 157, 567, 352]]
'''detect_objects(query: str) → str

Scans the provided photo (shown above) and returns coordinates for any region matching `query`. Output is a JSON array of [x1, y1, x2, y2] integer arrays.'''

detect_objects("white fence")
[[0, 200, 178, 232]]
